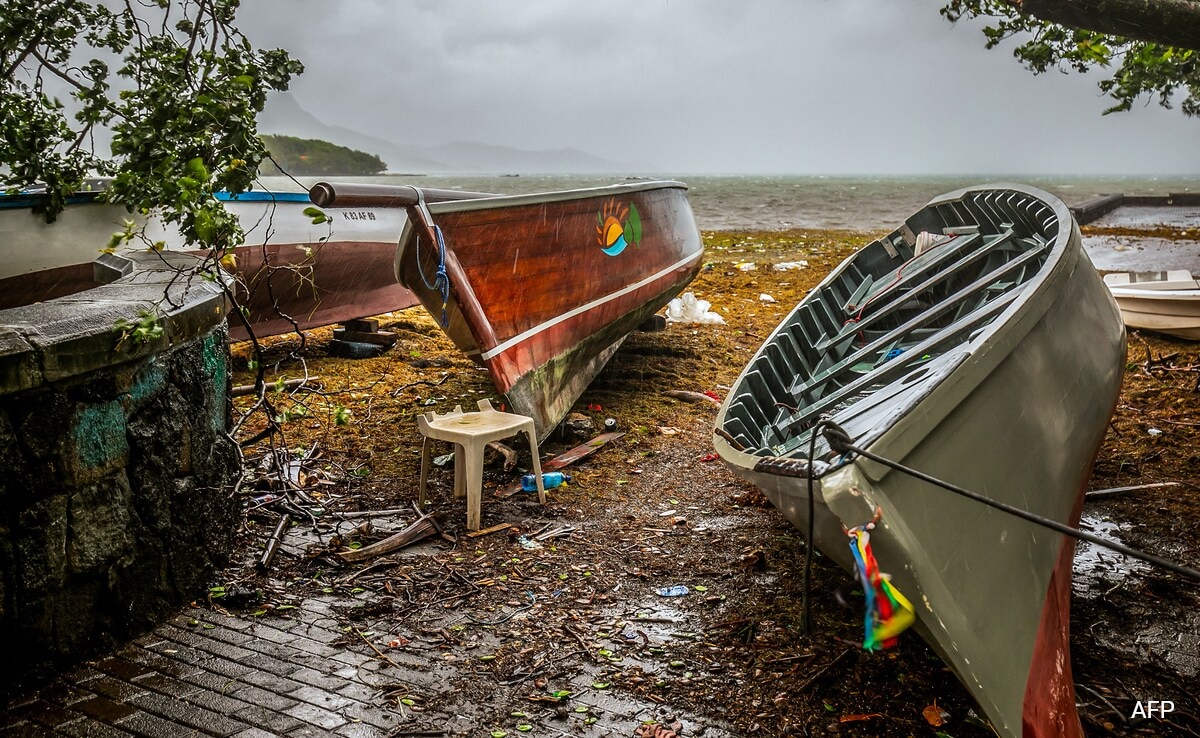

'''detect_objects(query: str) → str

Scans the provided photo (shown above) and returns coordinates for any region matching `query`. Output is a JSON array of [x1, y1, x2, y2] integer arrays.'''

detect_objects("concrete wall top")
[[0, 251, 230, 393]]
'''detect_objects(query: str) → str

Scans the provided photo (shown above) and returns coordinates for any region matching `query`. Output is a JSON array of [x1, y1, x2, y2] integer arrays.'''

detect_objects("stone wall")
[[0, 252, 238, 694]]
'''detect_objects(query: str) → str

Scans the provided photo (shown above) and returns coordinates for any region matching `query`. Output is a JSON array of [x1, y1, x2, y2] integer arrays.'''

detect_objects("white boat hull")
[[1104, 271, 1200, 340], [714, 184, 1126, 738], [0, 191, 416, 340]]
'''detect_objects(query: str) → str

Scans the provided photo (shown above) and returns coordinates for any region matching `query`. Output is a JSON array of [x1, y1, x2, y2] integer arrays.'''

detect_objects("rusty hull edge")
[[500, 278, 693, 441]]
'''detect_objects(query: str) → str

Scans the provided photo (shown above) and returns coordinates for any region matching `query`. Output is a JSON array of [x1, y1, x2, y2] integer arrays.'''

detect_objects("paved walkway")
[[3, 594, 723, 738], [4, 600, 434, 738]]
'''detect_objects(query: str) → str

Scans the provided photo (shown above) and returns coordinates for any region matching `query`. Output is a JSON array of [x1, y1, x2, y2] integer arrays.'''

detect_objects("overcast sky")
[[238, 0, 1200, 176]]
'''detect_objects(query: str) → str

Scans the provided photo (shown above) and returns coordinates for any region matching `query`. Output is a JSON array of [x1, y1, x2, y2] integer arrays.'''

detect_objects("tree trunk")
[[1017, 0, 1200, 51]]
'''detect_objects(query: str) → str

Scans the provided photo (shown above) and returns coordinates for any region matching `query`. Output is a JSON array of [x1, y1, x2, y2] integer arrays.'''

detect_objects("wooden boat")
[[1103, 270, 1200, 340], [309, 181, 703, 438], [712, 184, 1125, 738], [0, 186, 482, 341]]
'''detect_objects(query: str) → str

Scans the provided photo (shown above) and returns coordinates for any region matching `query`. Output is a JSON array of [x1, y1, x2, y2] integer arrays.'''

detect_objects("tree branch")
[[1017, 0, 1200, 51]]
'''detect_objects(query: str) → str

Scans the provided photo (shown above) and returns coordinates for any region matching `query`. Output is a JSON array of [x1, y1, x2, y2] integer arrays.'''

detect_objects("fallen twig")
[[339, 510, 442, 563], [336, 508, 411, 519], [532, 524, 576, 541], [232, 376, 317, 397], [389, 373, 450, 397], [466, 522, 514, 539], [357, 629, 408, 671], [256, 513, 291, 573], [663, 390, 721, 406], [796, 648, 853, 693], [1086, 481, 1180, 499]]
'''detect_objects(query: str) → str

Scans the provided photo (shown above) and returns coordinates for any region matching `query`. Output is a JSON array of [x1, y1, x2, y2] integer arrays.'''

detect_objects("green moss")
[[73, 401, 128, 472]]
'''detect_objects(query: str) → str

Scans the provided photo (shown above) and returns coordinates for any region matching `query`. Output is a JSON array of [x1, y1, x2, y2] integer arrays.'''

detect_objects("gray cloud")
[[238, 0, 1200, 174]]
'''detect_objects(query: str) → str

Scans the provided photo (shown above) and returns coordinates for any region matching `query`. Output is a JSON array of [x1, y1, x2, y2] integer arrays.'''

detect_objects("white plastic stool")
[[417, 399, 545, 531]]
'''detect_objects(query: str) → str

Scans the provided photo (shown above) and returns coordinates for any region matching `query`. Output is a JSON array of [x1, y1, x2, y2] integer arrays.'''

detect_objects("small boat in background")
[[0, 186, 456, 341], [1103, 270, 1200, 340], [309, 181, 704, 439], [713, 184, 1125, 738]]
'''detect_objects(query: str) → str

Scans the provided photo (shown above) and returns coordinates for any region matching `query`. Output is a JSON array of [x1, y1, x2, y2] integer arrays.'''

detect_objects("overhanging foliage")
[[0, 0, 303, 250], [942, 0, 1200, 116]]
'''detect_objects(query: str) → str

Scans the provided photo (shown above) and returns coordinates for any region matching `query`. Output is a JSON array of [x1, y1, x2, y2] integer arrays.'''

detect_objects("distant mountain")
[[258, 94, 447, 173], [259, 93, 619, 174]]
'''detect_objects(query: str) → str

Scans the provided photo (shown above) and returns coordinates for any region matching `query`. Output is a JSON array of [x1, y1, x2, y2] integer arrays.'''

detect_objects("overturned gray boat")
[[713, 184, 1125, 738]]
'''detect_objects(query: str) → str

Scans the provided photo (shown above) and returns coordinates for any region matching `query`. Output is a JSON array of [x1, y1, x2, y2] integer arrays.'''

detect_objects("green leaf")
[[627, 202, 642, 244]]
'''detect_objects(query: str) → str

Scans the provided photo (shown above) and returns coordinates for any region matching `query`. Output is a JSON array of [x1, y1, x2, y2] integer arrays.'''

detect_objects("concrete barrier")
[[0, 251, 239, 694]]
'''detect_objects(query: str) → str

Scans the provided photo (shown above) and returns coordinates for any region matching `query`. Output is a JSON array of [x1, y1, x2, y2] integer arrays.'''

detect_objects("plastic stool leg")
[[453, 443, 465, 498], [524, 423, 546, 505], [419, 437, 432, 506], [464, 446, 485, 531]]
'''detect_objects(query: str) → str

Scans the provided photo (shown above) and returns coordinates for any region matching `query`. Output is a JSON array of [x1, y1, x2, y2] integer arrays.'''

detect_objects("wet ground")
[[1082, 207, 1200, 272], [6, 223, 1199, 737]]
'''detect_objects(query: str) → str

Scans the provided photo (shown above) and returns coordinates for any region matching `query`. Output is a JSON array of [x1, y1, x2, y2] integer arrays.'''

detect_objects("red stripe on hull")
[[229, 239, 418, 341], [1022, 376, 1123, 738], [1021, 521, 1084, 738]]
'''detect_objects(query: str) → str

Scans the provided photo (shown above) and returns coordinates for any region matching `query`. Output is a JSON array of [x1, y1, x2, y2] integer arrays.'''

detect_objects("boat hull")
[[0, 191, 418, 341], [714, 184, 1126, 738], [396, 182, 702, 438], [1105, 287, 1200, 340]]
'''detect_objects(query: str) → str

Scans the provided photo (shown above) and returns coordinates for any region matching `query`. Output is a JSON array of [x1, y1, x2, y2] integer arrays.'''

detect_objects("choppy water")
[[264, 173, 1200, 231]]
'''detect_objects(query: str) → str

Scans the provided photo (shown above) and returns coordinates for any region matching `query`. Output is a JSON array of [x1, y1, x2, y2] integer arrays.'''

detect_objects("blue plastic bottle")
[[521, 471, 568, 492]]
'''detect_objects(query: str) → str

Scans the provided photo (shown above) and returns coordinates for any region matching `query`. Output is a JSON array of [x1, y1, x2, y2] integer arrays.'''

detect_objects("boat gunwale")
[[417, 180, 689, 217], [714, 182, 1081, 479]]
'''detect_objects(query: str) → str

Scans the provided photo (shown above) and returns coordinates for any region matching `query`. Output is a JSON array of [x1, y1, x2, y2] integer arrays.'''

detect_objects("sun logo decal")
[[596, 200, 642, 256]]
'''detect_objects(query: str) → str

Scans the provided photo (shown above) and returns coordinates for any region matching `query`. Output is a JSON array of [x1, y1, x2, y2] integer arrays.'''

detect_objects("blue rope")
[[415, 224, 450, 326]]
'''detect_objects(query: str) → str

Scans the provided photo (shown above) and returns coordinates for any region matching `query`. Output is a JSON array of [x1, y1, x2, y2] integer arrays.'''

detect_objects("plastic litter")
[[665, 292, 725, 325], [759, 293, 776, 303], [521, 471, 569, 492], [735, 262, 757, 271], [656, 585, 689, 597], [516, 535, 542, 550], [773, 261, 808, 271]]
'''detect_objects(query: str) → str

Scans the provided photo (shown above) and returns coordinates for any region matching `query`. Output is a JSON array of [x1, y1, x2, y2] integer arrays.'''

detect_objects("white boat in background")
[[0, 187, 436, 341], [1103, 270, 1200, 340]]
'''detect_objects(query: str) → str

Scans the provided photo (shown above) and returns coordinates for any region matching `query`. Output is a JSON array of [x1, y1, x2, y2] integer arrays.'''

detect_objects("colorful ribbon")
[[847, 518, 915, 651]]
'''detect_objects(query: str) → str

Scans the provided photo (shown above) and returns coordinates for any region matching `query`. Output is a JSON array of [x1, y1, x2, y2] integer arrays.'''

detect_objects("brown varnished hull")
[[0, 190, 420, 342], [229, 240, 417, 342], [0, 241, 418, 342], [396, 182, 702, 438]]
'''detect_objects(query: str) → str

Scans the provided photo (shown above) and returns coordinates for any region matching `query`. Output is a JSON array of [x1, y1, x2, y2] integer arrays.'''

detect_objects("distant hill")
[[259, 93, 619, 174], [259, 94, 447, 173], [260, 135, 386, 176]]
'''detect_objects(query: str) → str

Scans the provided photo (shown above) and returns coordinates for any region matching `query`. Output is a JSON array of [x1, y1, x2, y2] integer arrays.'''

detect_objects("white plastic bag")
[[666, 292, 726, 325]]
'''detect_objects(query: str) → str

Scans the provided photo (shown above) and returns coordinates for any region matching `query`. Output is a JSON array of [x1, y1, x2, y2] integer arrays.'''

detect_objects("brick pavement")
[[3, 597, 735, 738]]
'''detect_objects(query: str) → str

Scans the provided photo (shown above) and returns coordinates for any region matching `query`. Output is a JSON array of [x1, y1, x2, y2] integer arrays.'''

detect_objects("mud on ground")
[[219, 229, 1199, 737]]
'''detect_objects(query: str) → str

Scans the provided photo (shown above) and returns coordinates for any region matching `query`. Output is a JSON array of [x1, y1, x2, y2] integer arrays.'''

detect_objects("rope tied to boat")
[[816, 424, 1200, 583], [415, 224, 450, 327], [845, 509, 915, 651]]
